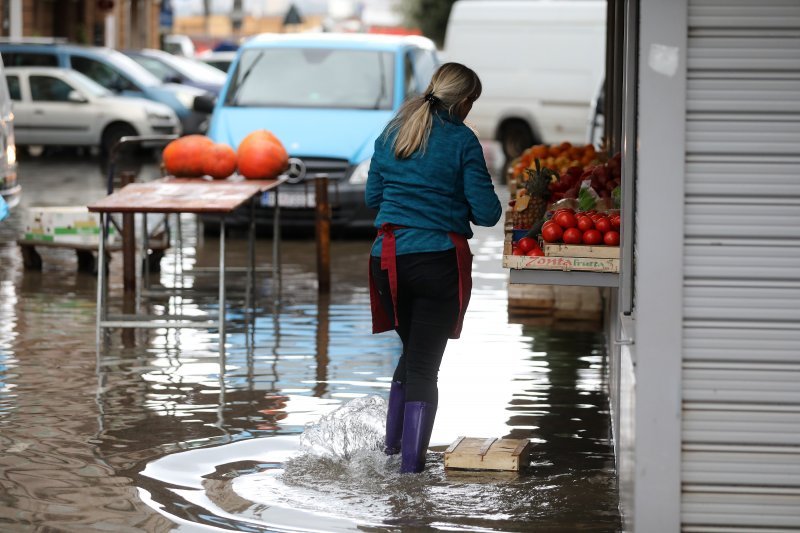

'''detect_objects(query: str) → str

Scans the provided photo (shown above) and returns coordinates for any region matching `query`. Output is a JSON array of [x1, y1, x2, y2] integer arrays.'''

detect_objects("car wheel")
[[101, 123, 138, 156], [499, 120, 535, 162]]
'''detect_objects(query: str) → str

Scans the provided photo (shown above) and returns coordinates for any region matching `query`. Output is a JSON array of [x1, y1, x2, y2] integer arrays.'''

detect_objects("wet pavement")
[[0, 151, 620, 532]]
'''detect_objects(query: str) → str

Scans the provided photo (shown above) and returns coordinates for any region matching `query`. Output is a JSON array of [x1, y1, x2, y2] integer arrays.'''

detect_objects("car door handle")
[[33, 109, 44, 115]]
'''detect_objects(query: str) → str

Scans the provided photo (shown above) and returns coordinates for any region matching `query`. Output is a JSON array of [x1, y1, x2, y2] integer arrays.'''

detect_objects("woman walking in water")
[[366, 62, 502, 473]]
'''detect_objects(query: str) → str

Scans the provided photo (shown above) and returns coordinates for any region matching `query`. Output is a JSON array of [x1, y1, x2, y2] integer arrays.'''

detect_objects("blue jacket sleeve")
[[365, 152, 384, 210], [462, 133, 502, 227]]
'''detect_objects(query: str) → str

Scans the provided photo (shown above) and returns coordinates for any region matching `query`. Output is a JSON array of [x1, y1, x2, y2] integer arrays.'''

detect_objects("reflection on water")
[[0, 154, 619, 531]]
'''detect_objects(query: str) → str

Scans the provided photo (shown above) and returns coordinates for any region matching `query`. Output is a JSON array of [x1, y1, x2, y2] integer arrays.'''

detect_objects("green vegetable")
[[612, 186, 621, 209], [578, 187, 596, 212]]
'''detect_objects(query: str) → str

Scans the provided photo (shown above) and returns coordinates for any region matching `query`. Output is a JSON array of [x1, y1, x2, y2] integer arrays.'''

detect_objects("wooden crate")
[[552, 285, 603, 321], [444, 436, 532, 472], [504, 253, 619, 273], [504, 209, 514, 231], [502, 233, 620, 273], [508, 282, 555, 315]]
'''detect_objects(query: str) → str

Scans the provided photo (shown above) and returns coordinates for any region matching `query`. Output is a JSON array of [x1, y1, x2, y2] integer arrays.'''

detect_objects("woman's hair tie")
[[424, 93, 440, 105]]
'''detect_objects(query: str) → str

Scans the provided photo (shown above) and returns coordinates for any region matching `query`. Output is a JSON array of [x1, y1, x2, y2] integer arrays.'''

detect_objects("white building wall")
[[589, 0, 800, 530], [680, 0, 800, 529], [627, 0, 687, 530]]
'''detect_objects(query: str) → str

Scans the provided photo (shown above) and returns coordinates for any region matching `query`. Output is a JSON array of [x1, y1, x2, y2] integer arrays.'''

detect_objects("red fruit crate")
[[503, 233, 620, 273]]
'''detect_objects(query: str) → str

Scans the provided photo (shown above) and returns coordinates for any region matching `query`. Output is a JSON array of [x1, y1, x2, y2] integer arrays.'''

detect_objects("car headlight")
[[6, 144, 15, 166], [146, 108, 174, 122], [348, 158, 371, 185], [174, 91, 196, 110]]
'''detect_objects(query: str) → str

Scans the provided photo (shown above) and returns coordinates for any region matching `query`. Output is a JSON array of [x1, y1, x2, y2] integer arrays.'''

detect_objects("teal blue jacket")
[[366, 111, 502, 256]]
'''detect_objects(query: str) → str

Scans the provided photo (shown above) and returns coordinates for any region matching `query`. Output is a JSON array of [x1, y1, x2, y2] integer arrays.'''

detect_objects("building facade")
[[0, 0, 161, 49]]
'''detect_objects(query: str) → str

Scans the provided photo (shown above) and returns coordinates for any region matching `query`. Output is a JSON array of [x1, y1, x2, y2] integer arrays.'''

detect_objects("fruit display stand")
[[503, 145, 622, 289], [504, 231, 620, 288], [505, 220, 615, 319]]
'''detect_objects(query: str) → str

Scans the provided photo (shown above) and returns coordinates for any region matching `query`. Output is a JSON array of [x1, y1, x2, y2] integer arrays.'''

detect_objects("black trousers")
[[370, 249, 460, 405]]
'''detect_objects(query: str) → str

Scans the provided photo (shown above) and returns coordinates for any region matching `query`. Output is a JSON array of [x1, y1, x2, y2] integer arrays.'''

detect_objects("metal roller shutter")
[[683, 0, 800, 529]]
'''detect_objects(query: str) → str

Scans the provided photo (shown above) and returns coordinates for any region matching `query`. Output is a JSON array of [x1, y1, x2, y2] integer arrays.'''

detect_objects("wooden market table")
[[87, 176, 287, 356]]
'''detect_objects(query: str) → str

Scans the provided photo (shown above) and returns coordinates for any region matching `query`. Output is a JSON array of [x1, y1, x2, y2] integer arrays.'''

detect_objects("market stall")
[[501, 142, 624, 324]]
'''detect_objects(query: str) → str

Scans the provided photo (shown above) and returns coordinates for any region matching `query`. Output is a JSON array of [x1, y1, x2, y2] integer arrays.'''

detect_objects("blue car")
[[0, 41, 211, 134], [206, 33, 439, 232]]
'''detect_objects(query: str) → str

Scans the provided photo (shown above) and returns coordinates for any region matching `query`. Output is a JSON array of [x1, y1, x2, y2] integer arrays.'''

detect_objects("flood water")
[[0, 152, 620, 532]]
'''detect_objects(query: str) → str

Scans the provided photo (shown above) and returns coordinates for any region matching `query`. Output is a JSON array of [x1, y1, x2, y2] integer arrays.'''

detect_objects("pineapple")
[[513, 158, 556, 228]]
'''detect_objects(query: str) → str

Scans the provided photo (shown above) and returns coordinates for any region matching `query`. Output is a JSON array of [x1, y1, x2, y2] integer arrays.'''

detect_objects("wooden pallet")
[[444, 436, 532, 472], [508, 283, 555, 315], [508, 283, 603, 320]]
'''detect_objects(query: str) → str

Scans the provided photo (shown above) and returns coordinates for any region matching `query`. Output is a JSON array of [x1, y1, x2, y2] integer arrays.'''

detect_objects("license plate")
[[260, 190, 316, 208]]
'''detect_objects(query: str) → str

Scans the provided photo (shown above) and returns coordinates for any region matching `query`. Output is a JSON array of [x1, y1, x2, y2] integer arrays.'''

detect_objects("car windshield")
[[65, 71, 113, 97], [224, 47, 394, 110], [97, 50, 163, 87], [154, 53, 227, 84]]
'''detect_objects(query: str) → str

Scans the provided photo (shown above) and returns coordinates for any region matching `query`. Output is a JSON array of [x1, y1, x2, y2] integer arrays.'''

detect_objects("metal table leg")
[[273, 194, 281, 301], [247, 197, 256, 321], [95, 212, 108, 347], [219, 216, 226, 358]]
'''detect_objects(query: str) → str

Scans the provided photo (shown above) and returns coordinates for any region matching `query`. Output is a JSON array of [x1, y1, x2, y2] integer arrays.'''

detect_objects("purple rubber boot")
[[384, 381, 405, 455], [400, 401, 437, 473]]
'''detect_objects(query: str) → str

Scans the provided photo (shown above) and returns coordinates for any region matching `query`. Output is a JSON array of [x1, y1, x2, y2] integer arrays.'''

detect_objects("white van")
[[443, 0, 606, 162]]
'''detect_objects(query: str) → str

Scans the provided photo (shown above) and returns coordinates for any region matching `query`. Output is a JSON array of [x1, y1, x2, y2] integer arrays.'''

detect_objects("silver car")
[[5, 66, 181, 153], [0, 56, 18, 209]]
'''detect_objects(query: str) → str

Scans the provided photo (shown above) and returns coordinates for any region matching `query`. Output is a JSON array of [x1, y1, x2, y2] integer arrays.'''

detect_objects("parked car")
[[443, 0, 606, 163], [197, 50, 237, 73], [125, 48, 227, 95], [205, 33, 440, 232], [0, 54, 18, 210], [0, 41, 211, 134], [6, 67, 180, 153], [163, 34, 195, 57], [587, 80, 605, 147]]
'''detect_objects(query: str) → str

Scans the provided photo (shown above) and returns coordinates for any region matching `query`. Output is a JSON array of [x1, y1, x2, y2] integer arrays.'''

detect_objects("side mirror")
[[165, 75, 183, 84], [193, 94, 216, 114], [67, 90, 88, 103]]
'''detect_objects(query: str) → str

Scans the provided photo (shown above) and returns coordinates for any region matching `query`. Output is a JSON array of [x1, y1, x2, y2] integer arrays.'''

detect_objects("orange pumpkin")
[[237, 130, 289, 180], [162, 135, 214, 177], [203, 143, 238, 180]]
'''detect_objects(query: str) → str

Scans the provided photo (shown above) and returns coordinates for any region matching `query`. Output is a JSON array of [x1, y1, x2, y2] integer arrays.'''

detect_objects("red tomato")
[[553, 207, 575, 216], [610, 215, 621, 231], [541, 223, 563, 243], [553, 211, 577, 229], [576, 216, 594, 232], [526, 246, 544, 257], [594, 216, 611, 234], [512, 247, 525, 256], [517, 237, 537, 253], [562, 227, 582, 244], [604, 230, 620, 246], [582, 229, 602, 245]]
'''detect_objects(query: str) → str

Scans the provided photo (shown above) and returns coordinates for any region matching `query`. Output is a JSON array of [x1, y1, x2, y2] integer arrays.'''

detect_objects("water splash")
[[298, 395, 387, 460]]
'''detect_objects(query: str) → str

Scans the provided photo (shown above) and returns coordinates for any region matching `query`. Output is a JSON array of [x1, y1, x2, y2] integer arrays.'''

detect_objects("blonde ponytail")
[[386, 62, 482, 159]]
